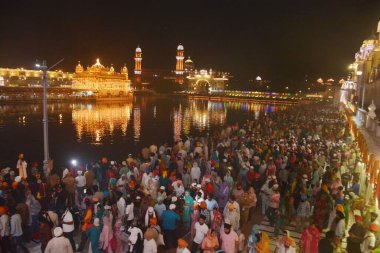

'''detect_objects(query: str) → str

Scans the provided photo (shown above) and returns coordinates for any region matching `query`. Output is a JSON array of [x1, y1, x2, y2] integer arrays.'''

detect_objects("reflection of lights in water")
[[183, 101, 227, 132], [153, 106, 157, 119], [173, 107, 182, 141], [19, 116, 27, 125], [72, 103, 132, 144], [255, 110, 260, 120], [59, 114, 63, 124], [133, 107, 141, 142]]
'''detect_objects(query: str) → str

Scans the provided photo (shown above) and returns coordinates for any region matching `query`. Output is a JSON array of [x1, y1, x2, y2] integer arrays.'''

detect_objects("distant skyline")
[[0, 0, 379, 85]]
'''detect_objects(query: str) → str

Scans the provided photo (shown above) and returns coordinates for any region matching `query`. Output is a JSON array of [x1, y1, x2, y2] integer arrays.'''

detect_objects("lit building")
[[134, 46, 143, 89], [184, 57, 194, 74], [187, 69, 229, 94], [72, 59, 131, 97], [175, 44, 185, 84], [0, 67, 73, 87], [343, 21, 380, 113]]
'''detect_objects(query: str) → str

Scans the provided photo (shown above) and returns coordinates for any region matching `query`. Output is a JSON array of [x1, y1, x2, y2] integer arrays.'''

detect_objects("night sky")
[[0, 0, 379, 84]]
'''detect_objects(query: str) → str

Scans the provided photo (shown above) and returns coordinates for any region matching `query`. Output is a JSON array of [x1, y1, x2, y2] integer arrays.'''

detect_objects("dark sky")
[[0, 0, 379, 83]]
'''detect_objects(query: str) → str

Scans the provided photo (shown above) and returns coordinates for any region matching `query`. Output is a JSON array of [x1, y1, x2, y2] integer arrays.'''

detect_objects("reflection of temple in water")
[[72, 103, 132, 144], [174, 101, 227, 136], [173, 100, 287, 137], [133, 107, 141, 142]]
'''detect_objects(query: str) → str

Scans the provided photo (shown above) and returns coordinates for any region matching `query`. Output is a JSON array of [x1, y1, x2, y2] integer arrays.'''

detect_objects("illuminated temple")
[[72, 59, 131, 97]]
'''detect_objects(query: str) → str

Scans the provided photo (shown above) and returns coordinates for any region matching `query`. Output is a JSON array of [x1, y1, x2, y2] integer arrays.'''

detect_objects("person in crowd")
[[220, 221, 239, 253], [86, 218, 101, 253], [191, 214, 209, 253], [361, 223, 378, 253], [318, 230, 335, 253], [0, 206, 11, 253], [162, 203, 180, 249], [143, 228, 158, 253], [45, 227, 73, 253], [177, 238, 191, 253], [301, 221, 320, 253], [202, 228, 219, 253], [347, 211, 366, 253], [61, 207, 76, 252], [10, 206, 29, 253], [183, 190, 194, 228]]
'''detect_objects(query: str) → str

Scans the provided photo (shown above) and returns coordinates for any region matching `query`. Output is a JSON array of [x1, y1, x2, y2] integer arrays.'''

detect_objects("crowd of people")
[[0, 103, 379, 253]]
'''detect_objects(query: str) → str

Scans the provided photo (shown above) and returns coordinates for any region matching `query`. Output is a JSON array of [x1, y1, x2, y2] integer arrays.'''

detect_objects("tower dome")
[[177, 44, 184, 51], [136, 46, 142, 53], [75, 61, 84, 73], [121, 64, 128, 74]]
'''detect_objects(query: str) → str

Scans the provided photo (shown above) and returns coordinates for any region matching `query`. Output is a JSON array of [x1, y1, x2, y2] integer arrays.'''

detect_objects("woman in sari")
[[218, 182, 230, 210], [183, 191, 194, 229], [191, 203, 200, 238], [201, 229, 219, 253], [100, 216, 115, 253], [300, 222, 320, 253]]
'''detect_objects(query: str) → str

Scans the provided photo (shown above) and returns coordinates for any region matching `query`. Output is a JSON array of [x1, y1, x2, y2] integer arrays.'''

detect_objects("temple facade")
[[72, 59, 131, 97], [345, 21, 380, 111], [0, 67, 73, 87]]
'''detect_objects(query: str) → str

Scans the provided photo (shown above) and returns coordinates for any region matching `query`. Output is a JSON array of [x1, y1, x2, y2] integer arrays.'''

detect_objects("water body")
[[0, 97, 288, 168]]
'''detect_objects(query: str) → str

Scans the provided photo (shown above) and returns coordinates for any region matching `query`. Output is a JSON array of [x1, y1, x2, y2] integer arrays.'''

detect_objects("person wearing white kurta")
[[191, 163, 201, 183], [45, 227, 73, 253], [143, 238, 157, 253], [16, 155, 27, 179]]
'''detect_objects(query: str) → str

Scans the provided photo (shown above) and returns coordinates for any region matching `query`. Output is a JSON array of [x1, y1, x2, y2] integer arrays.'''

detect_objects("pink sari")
[[301, 226, 320, 253]]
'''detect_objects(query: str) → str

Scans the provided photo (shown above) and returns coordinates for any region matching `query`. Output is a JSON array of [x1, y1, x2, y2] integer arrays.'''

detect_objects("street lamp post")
[[36, 58, 64, 176], [41, 61, 49, 176]]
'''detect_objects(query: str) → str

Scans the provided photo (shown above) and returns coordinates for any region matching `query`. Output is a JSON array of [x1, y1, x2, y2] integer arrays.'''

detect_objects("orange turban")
[[178, 239, 188, 248], [370, 223, 379, 232], [150, 218, 157, 226], [228, 203, 236, 211], [284, 236, 293, 247], [129, 180, 136, 189], [2, 182, 8, 187], [321, 185, 329, 192], [336, 204, 344, 213], [200, 201, 207, 209], [12, 182, 18, 189], [0, 206, 8, 215]]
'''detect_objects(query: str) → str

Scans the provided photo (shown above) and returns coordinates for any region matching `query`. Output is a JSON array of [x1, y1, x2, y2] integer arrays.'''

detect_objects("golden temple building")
[[72, 59, 131, 97]]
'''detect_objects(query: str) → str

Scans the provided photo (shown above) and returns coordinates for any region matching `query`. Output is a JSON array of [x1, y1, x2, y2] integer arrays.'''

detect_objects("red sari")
[[301, 226, 320, 253]]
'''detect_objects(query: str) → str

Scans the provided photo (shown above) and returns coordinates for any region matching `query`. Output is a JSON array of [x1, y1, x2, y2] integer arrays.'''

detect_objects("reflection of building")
[[72, 59, 131, 97], [133, 107, 141, 142], [187, 69, 229, 94], [346, 20, 380, 110], [0, 67, 73, 87], [72, 103, 132, 144], [173, 105, 183, 141], [181, 101, 227, 133]]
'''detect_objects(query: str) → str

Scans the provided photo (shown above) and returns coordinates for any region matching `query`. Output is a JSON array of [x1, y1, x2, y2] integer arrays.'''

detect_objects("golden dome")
[[90, 58, 105, 71], [185, 57, 193, 63], [75, 61, 84, 73]]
